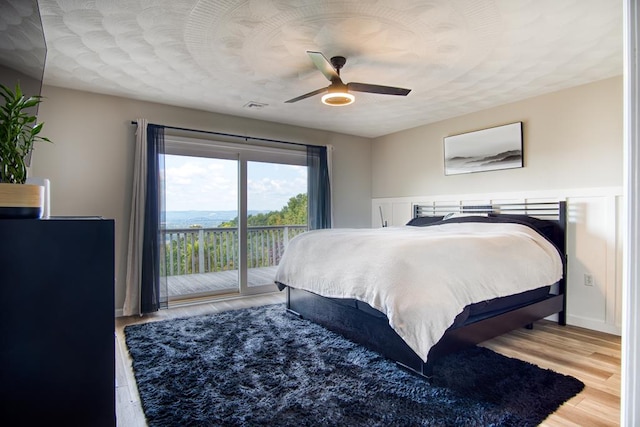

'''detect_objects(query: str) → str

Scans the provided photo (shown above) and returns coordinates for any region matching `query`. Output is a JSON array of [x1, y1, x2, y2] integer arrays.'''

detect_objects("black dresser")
[[0, 218, 115, 426]]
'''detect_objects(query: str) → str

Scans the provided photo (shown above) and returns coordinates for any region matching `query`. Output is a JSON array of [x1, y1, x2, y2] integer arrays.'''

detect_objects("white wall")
[[372, 77, 623, 198], [371, 77, 624, 335], [30, 85, 372, 314]]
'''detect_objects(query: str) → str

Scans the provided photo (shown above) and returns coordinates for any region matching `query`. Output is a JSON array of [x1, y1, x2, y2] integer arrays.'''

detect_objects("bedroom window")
[[162, 136, 307, 303]]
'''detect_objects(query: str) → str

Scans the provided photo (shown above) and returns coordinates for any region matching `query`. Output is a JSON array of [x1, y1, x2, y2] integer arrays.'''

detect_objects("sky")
[[163, 154, 307, 212], [444, 122, 522, 158]]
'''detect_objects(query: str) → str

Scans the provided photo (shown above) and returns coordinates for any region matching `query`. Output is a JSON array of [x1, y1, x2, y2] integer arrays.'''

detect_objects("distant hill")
[[164, 210, 268, 229], [478, 150, 522, 163], [445, 149, 523, 174]]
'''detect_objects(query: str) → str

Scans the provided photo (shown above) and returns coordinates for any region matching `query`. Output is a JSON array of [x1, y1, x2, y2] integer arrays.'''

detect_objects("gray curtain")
[[307, 145, 332, 229], [123, 120, 167, 316]]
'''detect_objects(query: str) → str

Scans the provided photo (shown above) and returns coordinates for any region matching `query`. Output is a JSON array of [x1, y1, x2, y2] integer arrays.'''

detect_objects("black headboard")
[[413, 201, 567, 256]]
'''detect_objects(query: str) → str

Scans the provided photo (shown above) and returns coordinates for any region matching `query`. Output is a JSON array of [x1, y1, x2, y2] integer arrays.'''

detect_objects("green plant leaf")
[[23, 97, 41, 109], [0, 83, 51, 184]]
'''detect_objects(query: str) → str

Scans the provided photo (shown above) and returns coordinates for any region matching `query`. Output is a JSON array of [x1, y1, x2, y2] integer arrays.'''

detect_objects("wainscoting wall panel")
[[372, 187, 623, 336]]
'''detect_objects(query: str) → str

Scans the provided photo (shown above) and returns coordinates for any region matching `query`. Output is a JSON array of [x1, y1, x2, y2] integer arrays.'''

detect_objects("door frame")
[[164, 135, 306, 299]]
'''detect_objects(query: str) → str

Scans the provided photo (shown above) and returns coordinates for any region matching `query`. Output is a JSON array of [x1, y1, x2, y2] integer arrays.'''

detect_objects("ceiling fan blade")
[[347, 82, 411, 96], [285, 87, 327, 103], [307, 51, 341, 83]]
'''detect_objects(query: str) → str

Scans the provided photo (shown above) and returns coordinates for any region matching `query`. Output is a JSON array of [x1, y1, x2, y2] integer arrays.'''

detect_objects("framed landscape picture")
[[444, 122, 523, 175]]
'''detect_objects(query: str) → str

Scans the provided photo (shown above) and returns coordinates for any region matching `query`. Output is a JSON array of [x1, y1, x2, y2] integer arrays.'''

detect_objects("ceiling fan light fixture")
[[321, 91, 354, 106], [284, 51, 410, 105]]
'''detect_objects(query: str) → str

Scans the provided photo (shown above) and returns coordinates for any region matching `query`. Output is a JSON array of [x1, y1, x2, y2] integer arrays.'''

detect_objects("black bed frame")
[[285, 201, 567, 377]]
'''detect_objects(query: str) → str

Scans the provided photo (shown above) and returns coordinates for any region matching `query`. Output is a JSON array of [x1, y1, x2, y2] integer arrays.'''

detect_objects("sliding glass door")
[[162, 137, 307, 303], [245, 161, 308, 293], [163, 154, 240, 302]]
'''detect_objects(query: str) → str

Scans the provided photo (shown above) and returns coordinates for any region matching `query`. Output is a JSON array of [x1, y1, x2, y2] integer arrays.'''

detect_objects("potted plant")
[[0, 83, 51, 218]]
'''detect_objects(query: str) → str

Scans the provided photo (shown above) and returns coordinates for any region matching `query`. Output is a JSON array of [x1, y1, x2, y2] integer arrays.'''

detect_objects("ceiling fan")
[[285, 51, 411, 106]]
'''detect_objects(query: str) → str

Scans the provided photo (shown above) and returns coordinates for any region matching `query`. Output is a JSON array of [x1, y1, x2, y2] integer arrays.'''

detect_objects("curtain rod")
[[130, 121, 309, 148]]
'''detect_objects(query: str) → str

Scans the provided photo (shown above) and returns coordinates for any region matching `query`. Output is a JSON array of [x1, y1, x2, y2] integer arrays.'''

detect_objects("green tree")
[[281, 193, 307, 225], [220, 193, 307, 227], [164, 193, 308, 276]]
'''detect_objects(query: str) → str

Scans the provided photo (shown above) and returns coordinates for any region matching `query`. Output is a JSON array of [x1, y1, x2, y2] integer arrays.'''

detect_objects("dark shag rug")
[[124, 304, 584, 427]]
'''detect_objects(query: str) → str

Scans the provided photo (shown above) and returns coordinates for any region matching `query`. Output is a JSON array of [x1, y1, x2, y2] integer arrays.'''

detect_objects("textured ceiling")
[[31, 0, 623, 138], [0, 1, 46, 81]]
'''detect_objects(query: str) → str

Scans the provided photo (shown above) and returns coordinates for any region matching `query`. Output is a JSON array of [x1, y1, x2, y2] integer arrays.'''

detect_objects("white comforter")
[[274, 222, 563, 362]]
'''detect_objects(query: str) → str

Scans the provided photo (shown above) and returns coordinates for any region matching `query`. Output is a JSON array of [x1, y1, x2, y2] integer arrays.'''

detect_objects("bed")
[[275, 201, 567, 377]]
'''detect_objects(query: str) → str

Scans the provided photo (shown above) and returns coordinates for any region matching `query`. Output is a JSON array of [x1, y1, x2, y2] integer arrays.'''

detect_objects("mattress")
[[275, 220, 563, 361]]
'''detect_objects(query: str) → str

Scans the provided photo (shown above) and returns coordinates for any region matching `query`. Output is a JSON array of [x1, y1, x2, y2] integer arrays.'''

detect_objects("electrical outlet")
[[584, 273, 594, 287]]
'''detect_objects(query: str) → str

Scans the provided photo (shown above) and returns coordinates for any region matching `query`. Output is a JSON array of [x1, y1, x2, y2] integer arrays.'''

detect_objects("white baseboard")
[[542, 313, 621, 336], [115, 308, 124, 317], [567, 315, 622, 336]]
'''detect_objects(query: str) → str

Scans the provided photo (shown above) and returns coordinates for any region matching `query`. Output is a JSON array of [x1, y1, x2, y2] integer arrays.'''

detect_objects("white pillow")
[[443, 212, 489, 220]]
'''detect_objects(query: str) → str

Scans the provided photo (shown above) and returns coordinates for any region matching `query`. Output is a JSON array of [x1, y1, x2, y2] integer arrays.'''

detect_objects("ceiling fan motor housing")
[[330, 56, 347, 74]]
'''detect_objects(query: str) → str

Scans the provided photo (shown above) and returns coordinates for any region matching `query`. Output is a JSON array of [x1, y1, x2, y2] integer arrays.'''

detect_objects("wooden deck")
[[166, 266, 278, 298]]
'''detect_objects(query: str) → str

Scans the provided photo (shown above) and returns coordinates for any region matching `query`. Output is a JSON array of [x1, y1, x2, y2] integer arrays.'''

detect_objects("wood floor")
[[115, 294, 621, 426]]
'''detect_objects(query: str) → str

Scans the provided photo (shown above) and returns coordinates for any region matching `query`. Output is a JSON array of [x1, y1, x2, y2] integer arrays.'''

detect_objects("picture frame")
[[443, 122, 523, 175]]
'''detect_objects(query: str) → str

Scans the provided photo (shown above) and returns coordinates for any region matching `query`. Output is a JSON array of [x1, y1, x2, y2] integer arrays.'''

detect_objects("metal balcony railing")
[[162, 225, 307, 276]]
